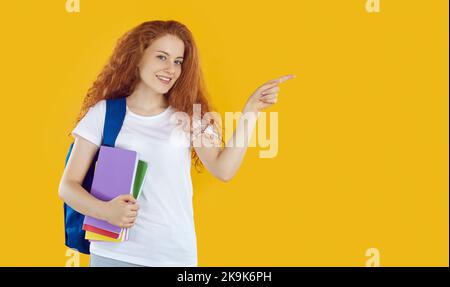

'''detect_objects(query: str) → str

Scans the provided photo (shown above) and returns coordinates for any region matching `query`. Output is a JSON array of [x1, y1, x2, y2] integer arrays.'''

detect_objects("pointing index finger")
[[260, 74, 296, 93], [266, 74, 296, 87], [274, 74, 296, 84]]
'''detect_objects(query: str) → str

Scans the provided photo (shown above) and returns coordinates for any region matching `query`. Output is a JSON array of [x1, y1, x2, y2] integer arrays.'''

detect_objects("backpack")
[[63, 97, 127, 254]]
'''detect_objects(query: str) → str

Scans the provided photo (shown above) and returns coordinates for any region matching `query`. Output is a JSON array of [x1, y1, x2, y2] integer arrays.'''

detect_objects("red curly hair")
[[72, 20, 217, 170]]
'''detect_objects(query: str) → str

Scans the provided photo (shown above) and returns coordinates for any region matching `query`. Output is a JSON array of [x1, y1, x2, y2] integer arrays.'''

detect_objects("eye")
[[157, 55, 183, 65]]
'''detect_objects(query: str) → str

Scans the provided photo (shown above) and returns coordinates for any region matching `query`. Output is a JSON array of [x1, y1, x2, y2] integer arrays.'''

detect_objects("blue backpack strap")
[[103, 97, 127, 147]]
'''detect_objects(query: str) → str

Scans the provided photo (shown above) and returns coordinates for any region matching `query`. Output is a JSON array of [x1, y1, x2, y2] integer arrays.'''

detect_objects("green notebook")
[[132, 160, 148, 199]]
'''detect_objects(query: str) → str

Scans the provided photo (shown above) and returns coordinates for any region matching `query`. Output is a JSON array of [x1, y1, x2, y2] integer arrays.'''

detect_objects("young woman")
[[58, 20, 294, 267]]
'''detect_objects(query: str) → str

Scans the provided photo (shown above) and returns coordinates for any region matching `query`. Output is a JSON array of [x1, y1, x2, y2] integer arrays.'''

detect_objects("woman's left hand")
[[243, 74, 296, 114]]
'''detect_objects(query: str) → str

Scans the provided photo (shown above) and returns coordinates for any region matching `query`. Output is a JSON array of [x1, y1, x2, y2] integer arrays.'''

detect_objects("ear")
[[135, 65, 141, 78]]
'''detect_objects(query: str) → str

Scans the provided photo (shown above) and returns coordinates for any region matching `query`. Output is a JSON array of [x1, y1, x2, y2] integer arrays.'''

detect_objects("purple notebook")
[[83, 145, 138, 234]]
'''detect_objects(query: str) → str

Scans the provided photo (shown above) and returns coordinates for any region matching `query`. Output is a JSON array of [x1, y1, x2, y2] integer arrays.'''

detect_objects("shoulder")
[[86, 99, 107, 116], [93, 99, 107, 110]]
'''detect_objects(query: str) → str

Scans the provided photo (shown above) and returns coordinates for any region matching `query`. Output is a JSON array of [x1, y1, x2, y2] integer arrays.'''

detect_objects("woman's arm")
[[58, 135, 139, 228], [194, 74, 295, 182]]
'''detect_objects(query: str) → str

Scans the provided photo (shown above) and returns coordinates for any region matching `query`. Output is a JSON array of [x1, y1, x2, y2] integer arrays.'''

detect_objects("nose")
[[163, 61, 177, 75]]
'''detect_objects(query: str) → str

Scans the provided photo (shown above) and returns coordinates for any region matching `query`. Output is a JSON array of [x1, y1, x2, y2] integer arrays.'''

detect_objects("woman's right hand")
[[100, 194, 139, 228]]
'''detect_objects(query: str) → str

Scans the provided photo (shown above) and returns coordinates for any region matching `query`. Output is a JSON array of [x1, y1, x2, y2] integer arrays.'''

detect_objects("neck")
[[127, 81, 169, 110]]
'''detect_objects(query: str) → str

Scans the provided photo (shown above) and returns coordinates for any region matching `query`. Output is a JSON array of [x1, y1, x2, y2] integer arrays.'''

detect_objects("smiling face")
[[137, 34, 185, 94]]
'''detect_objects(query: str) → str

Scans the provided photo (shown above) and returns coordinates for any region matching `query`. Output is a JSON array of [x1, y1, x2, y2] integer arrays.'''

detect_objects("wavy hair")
[[72, 20, 218, 170]]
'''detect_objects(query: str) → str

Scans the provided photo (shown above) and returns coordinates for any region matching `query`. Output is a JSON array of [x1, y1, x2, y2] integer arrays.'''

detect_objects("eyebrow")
[[156, 50, 184, 60]]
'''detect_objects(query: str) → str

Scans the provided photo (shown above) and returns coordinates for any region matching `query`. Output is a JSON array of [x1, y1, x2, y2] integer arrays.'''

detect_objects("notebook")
[[132, 160, 148, 200], [83, 155, 148, 242], [83, 146, 138, 235]]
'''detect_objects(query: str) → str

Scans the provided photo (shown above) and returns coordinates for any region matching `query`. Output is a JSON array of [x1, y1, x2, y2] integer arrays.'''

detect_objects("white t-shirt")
[[71, 99, 201, 267]]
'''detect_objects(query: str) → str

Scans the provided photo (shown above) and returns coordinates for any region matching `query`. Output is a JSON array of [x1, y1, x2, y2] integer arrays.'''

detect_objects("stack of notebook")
[[83, 146, 148, 243]]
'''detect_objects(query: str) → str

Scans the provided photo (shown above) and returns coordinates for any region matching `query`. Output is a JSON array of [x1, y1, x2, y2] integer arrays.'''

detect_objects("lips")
[[156, 75, 172, 85]]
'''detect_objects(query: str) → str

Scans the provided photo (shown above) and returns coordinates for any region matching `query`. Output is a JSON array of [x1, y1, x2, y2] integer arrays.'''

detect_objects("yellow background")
[[0, 0, 447, 266]]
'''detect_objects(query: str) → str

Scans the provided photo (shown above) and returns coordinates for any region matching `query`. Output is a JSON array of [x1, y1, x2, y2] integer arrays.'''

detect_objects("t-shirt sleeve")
[[71, 100, 106, 147]]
